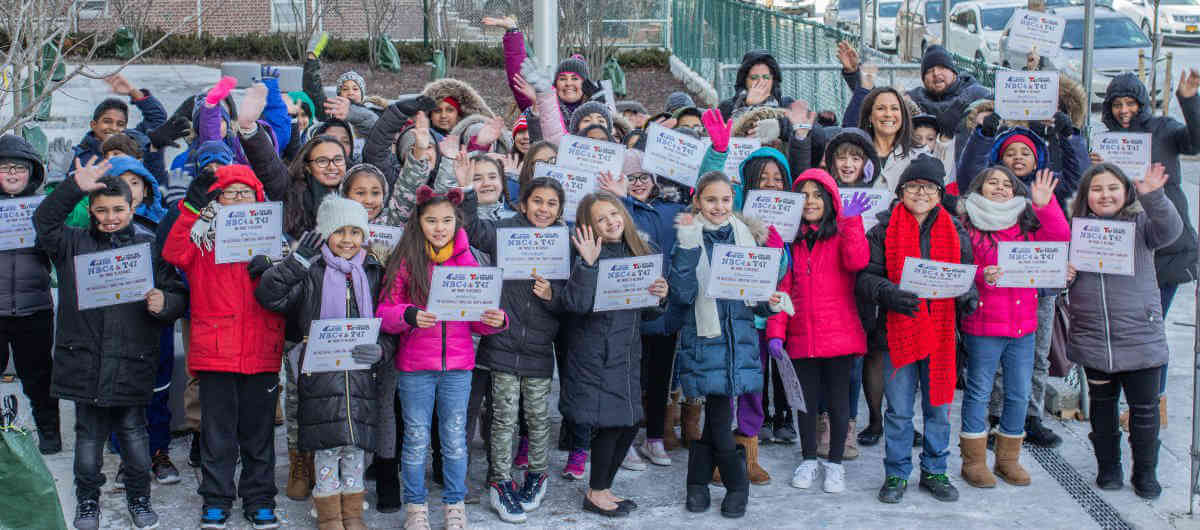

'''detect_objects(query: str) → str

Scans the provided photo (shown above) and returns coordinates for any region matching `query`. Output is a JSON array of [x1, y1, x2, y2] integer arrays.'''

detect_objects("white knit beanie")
[[315, 195, 370, 240]]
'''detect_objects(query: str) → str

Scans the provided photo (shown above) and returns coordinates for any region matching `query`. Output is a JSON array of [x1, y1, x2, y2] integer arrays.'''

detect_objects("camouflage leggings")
[[488, 372, 552, 482]]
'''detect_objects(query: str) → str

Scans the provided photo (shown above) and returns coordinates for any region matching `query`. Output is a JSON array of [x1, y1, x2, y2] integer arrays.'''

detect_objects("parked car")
[[944, 0, 1024, 65], [897, 0, 969, 61], [874, 1, 903, 51], [1111, 0, 1200, 42], [999, 5, 1166, 103], [772, 0, 818, 17], [825, 0, 874, 34]]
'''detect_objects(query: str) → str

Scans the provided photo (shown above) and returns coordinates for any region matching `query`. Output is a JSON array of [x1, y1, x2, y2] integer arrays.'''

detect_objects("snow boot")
[[993, 433, 1031, 486], [959, 433, 995, 488]]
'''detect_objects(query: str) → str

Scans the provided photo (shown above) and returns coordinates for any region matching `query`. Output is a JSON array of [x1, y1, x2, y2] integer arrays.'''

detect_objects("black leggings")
[[641, 333, 676, 439], [1086, 366, 1160, 443], [589, 426, 637, 490], [862, 349, 885, 430], [701, 395, 736, 453], [794, 355, 854, 463]]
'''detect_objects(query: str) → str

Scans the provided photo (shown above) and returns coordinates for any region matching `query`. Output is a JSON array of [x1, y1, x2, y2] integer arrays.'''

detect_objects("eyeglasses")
[[220, 189, 256, 200], [308, 156, 346, 168], [748, 74, 773, 81], [902, 182, 939, 196], [0, 165, 29, 176], [628, 174, 653, 183]]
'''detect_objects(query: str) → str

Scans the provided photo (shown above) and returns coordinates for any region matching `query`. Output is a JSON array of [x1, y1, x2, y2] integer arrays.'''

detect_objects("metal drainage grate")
[[1026, 444, 1133, 530]]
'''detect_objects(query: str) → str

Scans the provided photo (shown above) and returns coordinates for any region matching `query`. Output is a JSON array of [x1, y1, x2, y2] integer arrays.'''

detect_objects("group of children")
[[3, 20, 1197, 530]]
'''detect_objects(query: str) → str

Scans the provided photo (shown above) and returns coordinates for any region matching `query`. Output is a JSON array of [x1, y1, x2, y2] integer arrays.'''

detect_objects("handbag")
[[1048, 292, 1073, 377]]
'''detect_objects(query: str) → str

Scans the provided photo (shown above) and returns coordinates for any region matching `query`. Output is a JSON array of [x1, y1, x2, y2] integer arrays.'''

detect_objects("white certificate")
[[839, 188, 892, 231], [427, 266, 503, 321], [742, 190, 806, 242], [74, 243, 154, 310], [495, 226, 571, 280], [0, 196, 43, 250], [534, 163, 596, 223], [301, 318, 381, 373], [557, 134, 626, 177], [593, 254, 663, 312], [367, 224, 404, 251], [214, 202, 284, 264], [1092, 132, 1152, 181], [1069, 218, 1136, 275], [996, 241, 1069, 288], [995, 70, 1060, 121], [642, 122, 711, 187], [898, 257, 978, 299], [723, 138, 762, 180], [1007, 9, 1066, 57], [705, 244, 782, 301]]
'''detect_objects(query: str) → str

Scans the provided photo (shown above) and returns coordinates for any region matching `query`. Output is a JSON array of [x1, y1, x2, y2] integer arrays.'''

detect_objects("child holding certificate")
[[670, 173, 785, 519], [956, 166, 1067, 490], [375, 185, 507, 530], [1065, 162, 1181, 500], [254, 196, 387, 529]]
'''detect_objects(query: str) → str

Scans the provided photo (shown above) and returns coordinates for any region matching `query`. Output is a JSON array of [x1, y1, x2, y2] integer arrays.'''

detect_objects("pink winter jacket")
[[961, 202, 1070, 338], [766, 169, 870, 359], [377, 228, 507, 372]]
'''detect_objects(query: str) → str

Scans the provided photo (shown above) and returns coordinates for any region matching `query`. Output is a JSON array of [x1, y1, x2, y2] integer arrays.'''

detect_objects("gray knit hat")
[[665, 91, 695, 114], [616, 100, 648, 115], [335, 71, 367, 97], [569, 101, 613, 135], [315, 194, 370, 240]]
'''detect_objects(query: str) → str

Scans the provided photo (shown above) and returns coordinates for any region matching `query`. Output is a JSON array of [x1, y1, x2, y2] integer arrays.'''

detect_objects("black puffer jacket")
[[461, 192, 565, 378], [34, 178, 187, 406], [1101, 73, 1200, 287], [906, 73, 993, 141], [254, 252, 388, 452], [718, 50, 794, 121], [553, 242, 664, 428], [0, 135, 52, 316]]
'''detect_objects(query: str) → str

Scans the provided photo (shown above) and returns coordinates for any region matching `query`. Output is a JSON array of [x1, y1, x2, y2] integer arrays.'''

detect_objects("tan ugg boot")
[[994, 433, 1031, 486], [1160, 395, 1168, 428], [403, 503, 430, 530], [287, 450, 314, 500], [313, 493, 344, 530], [664, 401, 683, 451], [340, 491, 367, 530], [959, 433, 996, 488], [843, 419, 859, 460], [682, 400, 703, 447], [736, 434, 771, 485]]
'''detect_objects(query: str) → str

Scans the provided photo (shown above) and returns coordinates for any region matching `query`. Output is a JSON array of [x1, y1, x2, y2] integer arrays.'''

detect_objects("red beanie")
[[441, 97, 462, 113], [999, 134, 1038, 159], [512, 114, 528, 135], [208, 164, 266, 202]]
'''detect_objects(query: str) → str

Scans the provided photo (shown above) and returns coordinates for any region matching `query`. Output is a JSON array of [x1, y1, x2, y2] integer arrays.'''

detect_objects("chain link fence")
[[671, 0, 1000, 113]]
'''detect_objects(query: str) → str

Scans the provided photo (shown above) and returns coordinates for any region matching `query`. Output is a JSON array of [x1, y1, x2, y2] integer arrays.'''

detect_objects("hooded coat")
[[0, 135, 52, 317], [718, 50, 794, 120], [956, 126, 1079, 209], [302, 58, 378, 140], [1101, 73, 1200, 286], [905, 72, 993, 140], [822, 128, 882, 189], [65, 155, 168, 228]]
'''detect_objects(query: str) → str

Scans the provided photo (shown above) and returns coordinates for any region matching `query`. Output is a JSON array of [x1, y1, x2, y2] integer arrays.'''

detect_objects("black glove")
[[247, 255, 272, 279], [148, 115, 191, 149], [883, 285, 922, 317], [393, 95, 437, 117], [294, 231, 323, 261], [958, 293, 980, 317], [980, 112, 1002, 138], [1052, 111, 1074, 138], [351, 343, 383, 365], [185, 169, 219, 211]]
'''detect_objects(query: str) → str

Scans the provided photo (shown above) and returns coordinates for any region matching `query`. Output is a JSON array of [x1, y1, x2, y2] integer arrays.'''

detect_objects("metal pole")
[[941, 0, 949, 49], [1080, 0, 1096, 142], [860, 0, 868, 45], [1192, 227, 1200, 514], [872, 0, 879, 50], [534, 0, 559, 70], [1151, 0, 1161, 105]]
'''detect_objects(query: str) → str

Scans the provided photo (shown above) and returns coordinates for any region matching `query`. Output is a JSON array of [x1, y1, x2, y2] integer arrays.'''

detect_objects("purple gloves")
[[768, 338, 787, 360], [701, 108, 732, 153], [841, 191, 872, 218]]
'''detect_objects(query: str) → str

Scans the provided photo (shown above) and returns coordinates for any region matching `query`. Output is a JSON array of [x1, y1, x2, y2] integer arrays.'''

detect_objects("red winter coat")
[[162, 166, 286, 374], [961, 201, 1070, 338], [377, 228, 505, 373], [767, 169, 870, 358]]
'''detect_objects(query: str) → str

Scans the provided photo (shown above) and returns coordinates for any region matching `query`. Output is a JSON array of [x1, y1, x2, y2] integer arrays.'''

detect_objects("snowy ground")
[[5, 59, 1200, 528]]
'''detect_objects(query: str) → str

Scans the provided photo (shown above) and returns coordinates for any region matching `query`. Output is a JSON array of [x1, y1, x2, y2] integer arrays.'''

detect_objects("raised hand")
[[481, 15, 517, 30], [519, 58, 552, 94], [836, 40, 859, 73], [597, 171, 628, 197], [701, 108, 732, 153], [74, 156, 111, 192], [572, 224, 603, 266], [1030, 169, 1059, 208], [1135, 162, 1169, 195], [787, 99, 815, 138], [324, 95, 351, 121], [294, 231, 324, 261], [205, 76, 237, 106], [861, 63, 879, 90], [237, 83, 268, 130], [104, 74, 137, 97], [1178, 68, 1200, 99], [745, 78, 771, 106], [512, 74, 537, 104], [473, 116, 504, 148], [1025, 47, 1040, 71], [500, 153, 520, 174], [841, 191, 872, 217], [438, 134, 461, 159], [453, 146, 473, 188]]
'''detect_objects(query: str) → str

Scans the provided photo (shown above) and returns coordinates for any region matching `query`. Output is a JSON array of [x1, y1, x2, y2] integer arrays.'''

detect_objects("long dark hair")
[[741, 156, 785, 192], [858, 87, 913, 160], [519, 176, 566, 222], [379, 194, 463, 307], [794, 178, 838, 242], [1070, 162, 1137, 220], [284, 135, 348, 237], [961, 166, 1042, 247]]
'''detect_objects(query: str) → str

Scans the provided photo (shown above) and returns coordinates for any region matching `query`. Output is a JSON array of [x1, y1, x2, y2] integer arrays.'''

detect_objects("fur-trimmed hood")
[[450, 114, 514, 152], [1058, 75, 1087, 128], [422, 78, 495, 119], [962, 99, 995, 132], [731, 106, 789, 138]]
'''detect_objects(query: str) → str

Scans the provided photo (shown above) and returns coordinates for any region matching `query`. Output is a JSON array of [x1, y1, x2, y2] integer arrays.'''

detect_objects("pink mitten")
[[701, 108, 732, 153], [206, 76, 237, 106]]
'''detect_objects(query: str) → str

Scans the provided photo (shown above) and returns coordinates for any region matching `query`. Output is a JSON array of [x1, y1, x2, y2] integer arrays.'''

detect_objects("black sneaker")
[[1025, 416, 1063, 448], [189, 432, 202, 468], [918, 472, 959, 502], [128, 496, 159, 529], [488, 480, 527, 523], [37, 428, 61, 455], [152, 450, 181, 485], [74, 499, 100, 530], [857, 425, 883, 447], [199, 506, 229, 529], [877, 476, 907, 503], [518, 472, 549, 512], [758, 419, 774, 444], [244, 507, 280, 529]]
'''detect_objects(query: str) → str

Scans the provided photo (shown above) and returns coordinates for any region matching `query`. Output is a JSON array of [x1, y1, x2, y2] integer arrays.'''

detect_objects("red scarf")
[[884, 203, 960, 407]]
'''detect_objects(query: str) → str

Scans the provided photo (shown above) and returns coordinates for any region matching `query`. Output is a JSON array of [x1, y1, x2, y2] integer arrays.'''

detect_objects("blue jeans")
[[849, 355, 864, 421], [398, 370, 472, 505], [882, 353, 951, 478], [962, 333, 1035, 436]]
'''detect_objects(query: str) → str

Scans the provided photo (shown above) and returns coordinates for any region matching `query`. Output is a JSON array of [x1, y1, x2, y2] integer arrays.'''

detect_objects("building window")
[[271, 0, 305, 32], [78, 0, 108, 19]]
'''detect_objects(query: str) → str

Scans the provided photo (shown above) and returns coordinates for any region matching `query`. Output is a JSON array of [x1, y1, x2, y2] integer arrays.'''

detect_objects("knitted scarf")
[[962, 193, 1028, 232], [319, 245, 373, 320], [426, 241, 454, 264], [884, 203, 960, 407]]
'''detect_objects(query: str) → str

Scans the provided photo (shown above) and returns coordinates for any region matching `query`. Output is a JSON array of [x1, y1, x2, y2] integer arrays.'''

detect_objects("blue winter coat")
[[624, 195, 687, 335], [669, 224, 771, 398]]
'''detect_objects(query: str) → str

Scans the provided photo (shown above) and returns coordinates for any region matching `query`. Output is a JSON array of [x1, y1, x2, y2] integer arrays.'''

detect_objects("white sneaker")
[[638, 439, 672, 466], [621, 445, 647, 471], [790, 459, 820, 489], [822, 461, 845, 493]]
